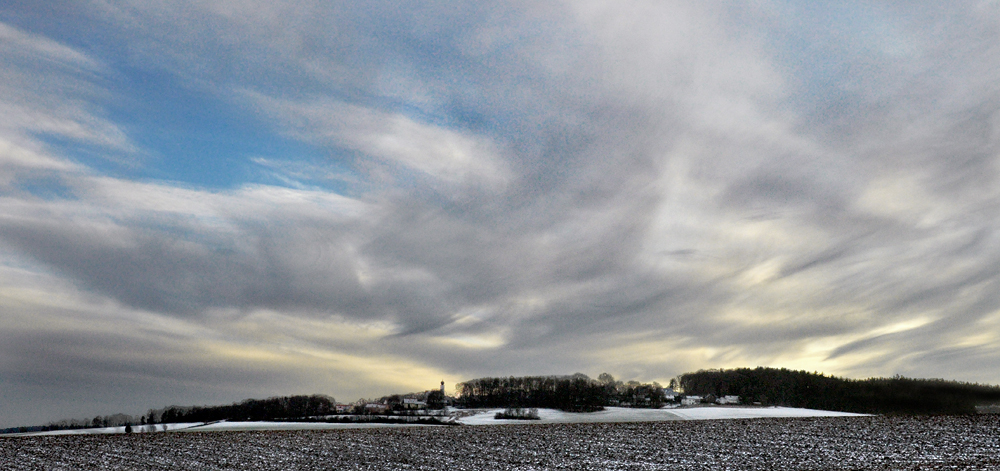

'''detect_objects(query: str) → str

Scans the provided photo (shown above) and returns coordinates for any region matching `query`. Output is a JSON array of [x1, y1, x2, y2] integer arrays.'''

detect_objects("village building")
[[716, 395, 740, 405], [681, 395, 703, 406], [364, 403, 390, 414], [403, 398, 427, 410]]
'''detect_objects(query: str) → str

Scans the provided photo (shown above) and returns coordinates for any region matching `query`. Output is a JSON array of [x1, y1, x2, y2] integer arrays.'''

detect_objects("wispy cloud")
[[0, 22, 130, 152], [248, 93, 512, 190]]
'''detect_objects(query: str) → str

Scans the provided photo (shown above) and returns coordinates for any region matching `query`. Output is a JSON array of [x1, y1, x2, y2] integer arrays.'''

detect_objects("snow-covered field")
[[179, 421, 433, 432], [7, 406, 865, 436], [12, 422, 205, 436], [7, 420, 429, 436], [664, 406, 867, 420], [457, 406, 865, 425], [6, 415, 1000, 469]]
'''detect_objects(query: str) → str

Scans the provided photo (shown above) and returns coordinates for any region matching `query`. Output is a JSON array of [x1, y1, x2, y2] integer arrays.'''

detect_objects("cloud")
[[2, 0, 1000, 428], [248, 94, 512, 190], [0, 21, 99, 70], [0, 275, 460, 425], [0, 21, 130, 152], [0, 177, 373, 317]]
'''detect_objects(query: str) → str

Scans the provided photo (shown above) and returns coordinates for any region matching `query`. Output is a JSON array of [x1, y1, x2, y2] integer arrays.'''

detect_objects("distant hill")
[[679, 367, 1000, 415], [9, 368, 999, 434], [0, 395, 339, 434]]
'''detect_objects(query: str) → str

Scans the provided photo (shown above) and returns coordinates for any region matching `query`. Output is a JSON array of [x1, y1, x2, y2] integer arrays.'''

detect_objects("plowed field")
[[4, 415, 999, 470]]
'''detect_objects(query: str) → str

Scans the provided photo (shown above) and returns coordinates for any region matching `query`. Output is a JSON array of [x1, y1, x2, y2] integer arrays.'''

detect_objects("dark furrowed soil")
[[3, 415, 1000, 470]]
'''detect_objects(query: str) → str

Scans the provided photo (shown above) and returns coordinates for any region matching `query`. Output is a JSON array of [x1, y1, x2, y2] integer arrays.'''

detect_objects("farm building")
[[716, 395, 740, 405], [681, 395, 703, 406], [403, 398, 427, 410], [364, 403, 390, 414]]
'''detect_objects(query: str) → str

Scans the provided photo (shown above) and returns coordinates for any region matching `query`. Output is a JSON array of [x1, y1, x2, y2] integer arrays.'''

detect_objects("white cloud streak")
[[248, 93, 512, 190]]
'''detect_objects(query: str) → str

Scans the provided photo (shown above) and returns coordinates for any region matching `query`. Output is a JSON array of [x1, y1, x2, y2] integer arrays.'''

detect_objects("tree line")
[[12, 394, 339, 432], [679, 367, 1000, 414], [5, 413, 141, 433], [153, 394, 336, 423], [456, 373, 665, 411], [14, 367, 999, 434], [373, 390, 447, 412]]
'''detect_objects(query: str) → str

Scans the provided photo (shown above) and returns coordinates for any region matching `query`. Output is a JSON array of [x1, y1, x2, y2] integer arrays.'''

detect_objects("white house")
[[663, 388, 678, 401], [681, 395, 703, 405], [716, 395, 740, 405], [364, 403, 390, 414]]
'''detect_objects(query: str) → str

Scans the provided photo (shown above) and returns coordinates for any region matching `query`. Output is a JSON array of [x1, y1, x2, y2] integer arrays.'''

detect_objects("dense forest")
[[456, 373, 664, 411], [680, 367, 1000, 414], [153, 394, 336, 423]]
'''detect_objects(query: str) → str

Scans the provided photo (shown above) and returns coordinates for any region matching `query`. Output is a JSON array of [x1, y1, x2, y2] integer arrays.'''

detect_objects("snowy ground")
[[664, 406, 868, 420], [6, 420, 431, 436], [11, 422, 205, 436], [178, 421, 434, 432], [457, 406, 866, 425], [7, 416, 999, 470], [6, 406, 866, 436]]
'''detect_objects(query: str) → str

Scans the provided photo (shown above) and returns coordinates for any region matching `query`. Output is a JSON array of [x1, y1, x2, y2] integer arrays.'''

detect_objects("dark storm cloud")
[[0, 203, 369, 317], [0, 311, 321, 426]]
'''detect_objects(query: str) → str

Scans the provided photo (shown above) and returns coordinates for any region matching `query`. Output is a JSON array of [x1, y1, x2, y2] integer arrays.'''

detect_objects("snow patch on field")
[[13, 422, 204, 436], [457, 406, 866, 425], [9, 421, 431, 436], [6, 406, 867, 435], [179, 421, 432, 432], [665, 406, 867, 420], [458, 407, 681, 425]]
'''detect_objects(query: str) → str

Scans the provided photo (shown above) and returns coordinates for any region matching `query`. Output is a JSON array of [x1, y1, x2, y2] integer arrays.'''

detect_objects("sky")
[[1, 0, 999, 428]]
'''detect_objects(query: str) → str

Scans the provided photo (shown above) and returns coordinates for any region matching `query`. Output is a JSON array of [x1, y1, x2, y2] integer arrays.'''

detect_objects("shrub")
[[494, 407, 540, 420]]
